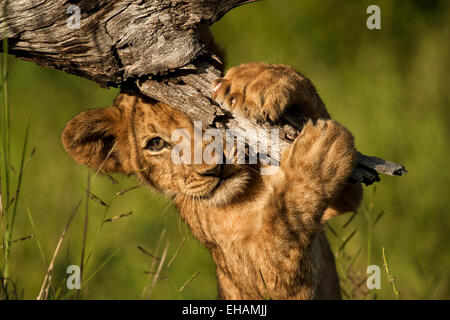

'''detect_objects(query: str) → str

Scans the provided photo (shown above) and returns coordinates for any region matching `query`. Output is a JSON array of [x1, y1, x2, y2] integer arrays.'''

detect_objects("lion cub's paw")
[[283, 120, 357, 197], [212, 62, 300, 123]]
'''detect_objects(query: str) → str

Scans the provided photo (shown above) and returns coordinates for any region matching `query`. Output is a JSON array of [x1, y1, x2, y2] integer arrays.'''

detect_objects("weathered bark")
[[1, 0, 256, 85], [0, 0, 406, 185]]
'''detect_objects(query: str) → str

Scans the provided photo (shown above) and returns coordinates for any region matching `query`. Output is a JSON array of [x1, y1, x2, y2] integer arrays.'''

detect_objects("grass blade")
[[339, 229, 357, 252], [86, 190, 108, 207], [37, 199, 81, 300], [78, 173, 90, 299], [178, 270, 200, 293], [26, 207, 47, 267], [82, 248, 120, 287], [9, 123, 29, 241], [167, 238, 186, 268], [382, 247, 400, 300], [371, 210, 384, 229], [137, 246, 161, 262], [140, 229, 166, 299], [116, 185, 140, 196], [343, 212, 357, 229], [103, 211, 133, 224], [0, 35, 10, 294], [147, 239, 169, 298], [0, 234, 33, 249]]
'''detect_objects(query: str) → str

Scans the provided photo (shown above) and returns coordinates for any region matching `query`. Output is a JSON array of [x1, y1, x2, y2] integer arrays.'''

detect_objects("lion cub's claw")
[[212, 63, 298, 123]]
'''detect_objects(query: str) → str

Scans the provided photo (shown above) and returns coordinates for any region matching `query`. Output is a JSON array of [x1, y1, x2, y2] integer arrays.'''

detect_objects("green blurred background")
[[1, 0, 449, 299]]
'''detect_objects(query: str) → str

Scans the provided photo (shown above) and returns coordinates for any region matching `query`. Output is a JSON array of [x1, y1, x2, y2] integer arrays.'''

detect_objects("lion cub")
[[62, 62, 362, 299]]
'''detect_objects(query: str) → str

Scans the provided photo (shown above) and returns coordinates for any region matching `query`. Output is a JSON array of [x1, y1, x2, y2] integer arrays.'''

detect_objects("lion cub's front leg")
[[281, 120, 358, 237]]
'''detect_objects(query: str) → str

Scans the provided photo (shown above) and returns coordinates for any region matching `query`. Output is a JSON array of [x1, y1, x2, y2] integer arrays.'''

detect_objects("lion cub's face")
[[62, 93, 252, 206]]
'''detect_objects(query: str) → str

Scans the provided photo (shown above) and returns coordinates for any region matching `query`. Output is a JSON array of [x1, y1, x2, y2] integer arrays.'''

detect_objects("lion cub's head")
[[62, 92, 253, 206]]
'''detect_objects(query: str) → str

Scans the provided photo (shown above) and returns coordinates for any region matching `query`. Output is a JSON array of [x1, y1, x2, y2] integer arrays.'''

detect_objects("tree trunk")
[[0, 0, 406, 185]]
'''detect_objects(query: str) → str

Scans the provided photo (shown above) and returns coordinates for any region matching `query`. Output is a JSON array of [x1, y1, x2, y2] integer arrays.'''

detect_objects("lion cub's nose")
[[197, 164, 223, 178]]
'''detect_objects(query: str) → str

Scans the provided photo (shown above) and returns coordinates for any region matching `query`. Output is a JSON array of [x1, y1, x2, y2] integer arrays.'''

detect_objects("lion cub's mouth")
[[183, 165, 247, 202], [210, 169, 236, 193]]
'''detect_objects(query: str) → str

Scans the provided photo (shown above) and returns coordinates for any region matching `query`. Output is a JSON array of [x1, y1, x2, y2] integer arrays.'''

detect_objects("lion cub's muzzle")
[[197, 164, 224, 178], [184, 164, 238, 198]]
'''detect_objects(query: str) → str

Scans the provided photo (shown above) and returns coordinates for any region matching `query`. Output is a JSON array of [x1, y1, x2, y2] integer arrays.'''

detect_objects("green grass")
[[1, 0, 449, 299]]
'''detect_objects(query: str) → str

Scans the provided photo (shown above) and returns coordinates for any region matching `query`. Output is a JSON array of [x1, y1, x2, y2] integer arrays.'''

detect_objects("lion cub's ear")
[[62, 107, 132, 175]]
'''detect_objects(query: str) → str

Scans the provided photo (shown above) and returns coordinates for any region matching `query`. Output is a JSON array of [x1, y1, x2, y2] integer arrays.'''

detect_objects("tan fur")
[[62, 63, 362, 299]]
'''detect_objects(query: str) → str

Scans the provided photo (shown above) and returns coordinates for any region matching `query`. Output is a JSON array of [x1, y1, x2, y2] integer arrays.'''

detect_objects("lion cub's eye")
[[144, 137, 167, 151]]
